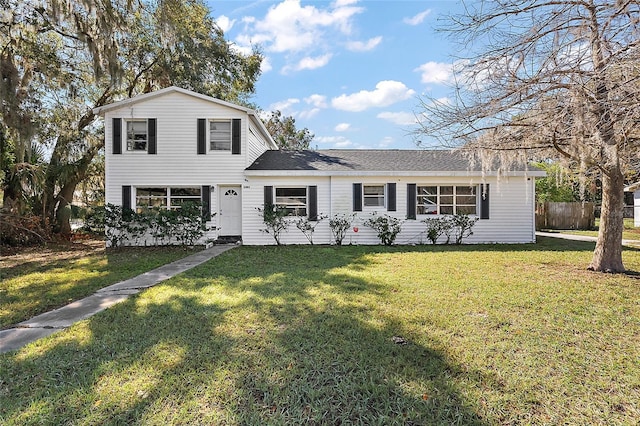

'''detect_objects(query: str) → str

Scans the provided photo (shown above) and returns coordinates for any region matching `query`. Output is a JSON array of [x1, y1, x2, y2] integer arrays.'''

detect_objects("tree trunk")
[[589, 167, 625, 273], [54, 184, 75, 236], [43, 142, 100, 236]]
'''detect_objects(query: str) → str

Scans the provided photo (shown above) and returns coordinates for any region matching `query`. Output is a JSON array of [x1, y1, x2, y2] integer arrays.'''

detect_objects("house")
[[624, 182, 640, 227], [95, 86, 545, 246]]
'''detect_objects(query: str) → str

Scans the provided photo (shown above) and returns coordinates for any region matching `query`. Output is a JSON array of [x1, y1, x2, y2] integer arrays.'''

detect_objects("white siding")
[[242, 175, 537, 245], [246, 121, 269, 166], [104, 91, 272, 244], [242, 176, 333, 245]]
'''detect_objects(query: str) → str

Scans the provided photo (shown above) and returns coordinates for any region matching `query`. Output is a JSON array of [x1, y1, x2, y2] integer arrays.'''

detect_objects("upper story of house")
[[94, 86, 278, 186]]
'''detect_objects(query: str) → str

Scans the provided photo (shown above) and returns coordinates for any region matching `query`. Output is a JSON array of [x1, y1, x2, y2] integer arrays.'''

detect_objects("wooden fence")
[[535, 202, 595, 230]]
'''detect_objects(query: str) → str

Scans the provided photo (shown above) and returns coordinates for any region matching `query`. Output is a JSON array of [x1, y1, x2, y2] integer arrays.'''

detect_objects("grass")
[[1, 238, 640, 424], [0, 240, 203, 328]]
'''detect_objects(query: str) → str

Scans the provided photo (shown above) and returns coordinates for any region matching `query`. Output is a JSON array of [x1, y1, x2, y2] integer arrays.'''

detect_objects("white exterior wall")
[[103, 91, 271, 243], [242, 176, 333, 245], [246, 121, 269, 166], [242, 174, 537, 245]]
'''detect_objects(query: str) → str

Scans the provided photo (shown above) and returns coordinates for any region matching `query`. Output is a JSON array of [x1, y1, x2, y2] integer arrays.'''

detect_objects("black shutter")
[[353, 183, 362, 212], [113, 118, 122, 154], [232, 118, 241, 155], [197, 118, 206, 154], [308, 186, 317, 221], [201, 185, 211, 221], [264, 186, 273, 207], [122, 186, 131, 211], [407, 184, 416, 220], [148, 119, 157, 154], [387, 183, 396, 212], [480, 184, 490, 219]]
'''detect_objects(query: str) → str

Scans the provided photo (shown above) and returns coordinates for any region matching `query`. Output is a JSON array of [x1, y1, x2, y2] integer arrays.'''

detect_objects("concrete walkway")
[[0, 244, 237, 354], [536, 231, 640, 247]]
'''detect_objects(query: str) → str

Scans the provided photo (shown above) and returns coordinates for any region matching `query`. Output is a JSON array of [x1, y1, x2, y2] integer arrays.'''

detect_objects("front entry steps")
[[212, 235, 242, 245]]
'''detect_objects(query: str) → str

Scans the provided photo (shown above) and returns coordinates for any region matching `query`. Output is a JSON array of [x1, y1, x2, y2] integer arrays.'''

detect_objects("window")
[[135, 187, 201, 213], [169, 187, 201, 209], [417, 185, 477, 215], [363, 185, 385, 207], [127, 120, 148, 151], [275, 187, 307, 216], [210, 121, 231, 150]]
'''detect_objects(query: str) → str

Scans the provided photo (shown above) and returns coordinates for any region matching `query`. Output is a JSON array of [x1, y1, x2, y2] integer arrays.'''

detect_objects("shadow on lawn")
[[0, 246, 491, 425]]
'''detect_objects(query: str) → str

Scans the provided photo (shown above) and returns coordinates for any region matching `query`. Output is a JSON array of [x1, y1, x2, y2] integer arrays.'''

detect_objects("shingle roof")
[[246, 149, 538, 173]]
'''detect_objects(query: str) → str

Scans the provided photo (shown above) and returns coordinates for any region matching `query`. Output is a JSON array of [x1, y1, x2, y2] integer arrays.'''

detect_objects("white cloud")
[[261, 57, 273, 73], [378, 136, 394, 148], [346, 36, 382, 52], [335, 123, 351, 132], [415, 61, 452, 84], [316, 135, 353, 148], [333, 0, 359, 7], [334, 140, 353, 148], [304, 94, 328, 108], [403, 9, 431, 26], [216, 15, 236, 33], [243, 0, 364, 54], [283, 54, 332, 73], [331, 80, 416, 112], [299, 108, 321, 119], [377, 111, 418, 125], [269, 98, 300, 114]]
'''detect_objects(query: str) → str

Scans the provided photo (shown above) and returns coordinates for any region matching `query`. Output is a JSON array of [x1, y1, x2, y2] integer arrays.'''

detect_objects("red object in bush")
[[353, 227, 359, 233]]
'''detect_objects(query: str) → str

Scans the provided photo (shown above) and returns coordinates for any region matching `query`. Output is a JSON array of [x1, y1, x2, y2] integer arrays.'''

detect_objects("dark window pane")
[[440, 195, 453, 205], [440, 186, 453, 195], [457, 205, 477, 215], [171, 187, 201, 197], [440, 206, 454, 215], [457, 195, 477, 205]]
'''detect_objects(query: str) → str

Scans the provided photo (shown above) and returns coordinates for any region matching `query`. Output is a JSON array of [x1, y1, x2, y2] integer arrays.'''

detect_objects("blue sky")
[[207, 0, 463, 150]]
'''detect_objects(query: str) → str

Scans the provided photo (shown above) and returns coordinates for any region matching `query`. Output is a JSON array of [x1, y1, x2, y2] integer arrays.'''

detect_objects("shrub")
[[257, 204, 290, 245], [422, 214, 478, 245], [102, 203, 207, 247], [329, 213, 355, 245], [295, 214, 327, 245], [0, 210, 51, 246], [451, 214, 479, 244], [364, 213, 403, 246], [84, 205, 105, 234], [422, 216, 454, 244]]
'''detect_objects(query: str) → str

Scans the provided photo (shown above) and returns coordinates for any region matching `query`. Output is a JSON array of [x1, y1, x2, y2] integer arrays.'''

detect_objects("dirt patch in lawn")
[[1, 237, 105, 270]]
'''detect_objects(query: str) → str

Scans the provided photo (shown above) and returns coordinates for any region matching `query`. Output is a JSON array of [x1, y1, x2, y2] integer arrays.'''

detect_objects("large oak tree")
[[416, 0, 640, 272], [1, 0, 262, 235]]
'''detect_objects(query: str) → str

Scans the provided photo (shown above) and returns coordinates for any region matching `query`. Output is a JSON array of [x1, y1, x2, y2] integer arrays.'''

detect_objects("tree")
[[416, 1, 640, 273], [1, 0, 262, 237], [264, 110, 314, 150], [533, 161, 596, 203]]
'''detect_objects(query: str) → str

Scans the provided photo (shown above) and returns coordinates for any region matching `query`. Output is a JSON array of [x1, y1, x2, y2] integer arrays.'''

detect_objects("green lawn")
[[1, 238, 639, 424], [549, 218, 640, 241], [0, 241, 202, 328]]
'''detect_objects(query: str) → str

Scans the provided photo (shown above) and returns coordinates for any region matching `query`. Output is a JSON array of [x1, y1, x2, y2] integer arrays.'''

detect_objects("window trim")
[[416, 184, 479, 216], [126, 119, 149, 152], [274, 186, 308, 217]]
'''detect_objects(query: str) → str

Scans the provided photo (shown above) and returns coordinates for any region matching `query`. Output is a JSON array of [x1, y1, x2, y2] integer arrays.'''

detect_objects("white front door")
[[219, 185, 242, 236]]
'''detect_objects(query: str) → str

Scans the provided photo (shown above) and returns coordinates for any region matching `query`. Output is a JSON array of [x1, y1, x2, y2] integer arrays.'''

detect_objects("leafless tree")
[[416, 0, 640, 273]]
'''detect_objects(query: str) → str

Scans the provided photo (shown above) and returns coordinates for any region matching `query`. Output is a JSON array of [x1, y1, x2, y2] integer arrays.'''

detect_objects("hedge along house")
[[96, 86, 545, 246]]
